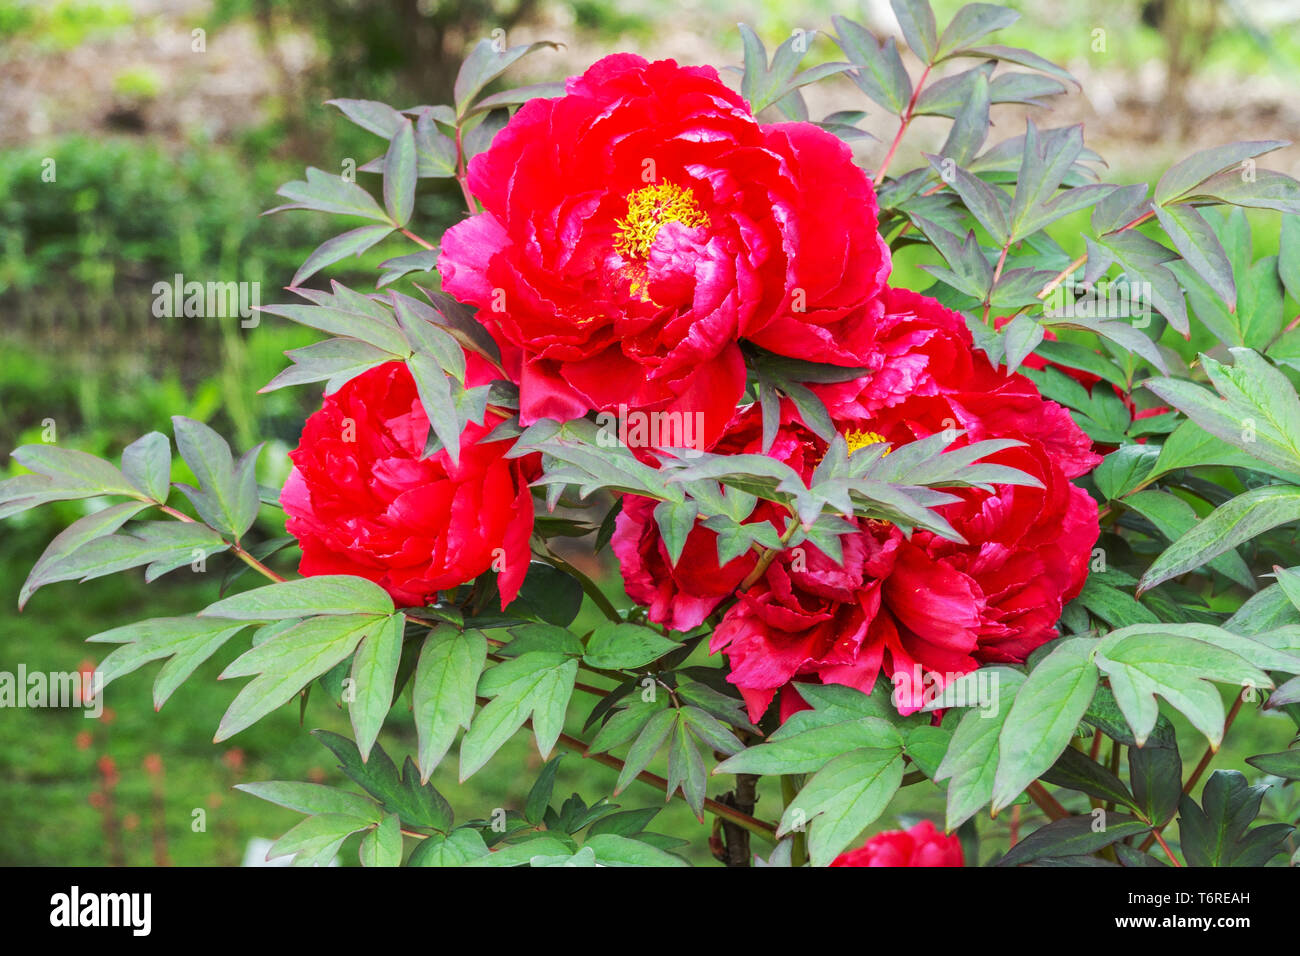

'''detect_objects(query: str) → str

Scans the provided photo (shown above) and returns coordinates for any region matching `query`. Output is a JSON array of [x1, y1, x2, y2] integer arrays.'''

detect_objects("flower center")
[[613, 181, 709, 260], [845, 428, 890, 456]]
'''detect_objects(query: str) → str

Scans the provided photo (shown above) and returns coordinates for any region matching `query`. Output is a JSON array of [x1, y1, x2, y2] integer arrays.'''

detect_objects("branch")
[[1025, 781, 1070, 821], [159, 504, 286, 583], [875, 63, 932, 183]]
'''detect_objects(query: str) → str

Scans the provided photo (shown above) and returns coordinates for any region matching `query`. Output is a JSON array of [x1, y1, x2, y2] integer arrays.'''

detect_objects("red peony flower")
[[437, 54, 890, 449], [615, 289, 1100, 722], [831, 820, 963, 867], [282, 359, 535, 608]]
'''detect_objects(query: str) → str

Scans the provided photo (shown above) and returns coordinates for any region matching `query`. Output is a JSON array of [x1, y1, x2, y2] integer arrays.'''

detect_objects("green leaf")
[[934, 667, 1027, 829], [377, 247, 440, 289], [120, 432, 171, 503], [32, 520, 228, 586], [412, 625, 487, 780], [313, 731, 454, 832], [1178, 770, 1293, 866], [201, 575, 395, 620], [1008, 121, 1081, 239], [1093, 231, 1187, 335], [463, 81, 566, 118], [996, 814, 1150, 866], [408, 827, 489, 866], [390, 292, 466, 383], [938, 71, 991, 167], [992, 638, 1098, 812], [268, 166, 388, 221], [584, 833, 689, 867], [524, 755, 563, 825], [589, 695, 671, 755], [890, 0, 938, 63], [1280, 214, 1300, 304], [171, 416, 260, 540], [902, 724, 952, 779], [260, 286, 409, 355], [1227, 578, 1300, 635], [1083, 683, 1178, 749], [652, 498, 698, 566], [934, 2, 1019, 60], [1094, 628, 1270, 745], [937, 160, 1010, 245], [349, 612, 405, 760], [1139, 485, 1300, 593], [19, 501, 150, 608], [1245, 749, 1300, 780], [1149, 420, 1300, 485], [999, 314, 1044, 375], [326, 98, 406, 138], [411, 108, 458, 176], [464, 835, 575, 867], [89, 615, 249, 702], [382, 118, 417, 226], [261, 336, 398, 395], [508, 562, 584, 627], [681, 706, 744, 756], [716, 718, 901, 776], [1094, 445, 1160, 501], [779, 748, 904, 867], [1128, 736, 1182, 826], [833, 17, 911, 113], [736, 25, 849, 115], [459, 653, 578, 779], [216, 614, 386, 740], [582, 622, 680, 670], [666, 715, 708, 819], [1154, 204, 1236, 310], [1074, 578, 1159, 627], [11, 445, 139, 499], [453, 39, 559, 118], [292, 225, 394, 288], [615, 707, 676, 795], [268, 812, 372, 866], [1183, 167, 1300, 215], [235, 781, 382, 821], [407, 351, 464, 468], [358, 812, 403, 867], [1122, 490, 1254, 590], [1154, 140, 1289, 206], [1040, 746, 1137, 810]]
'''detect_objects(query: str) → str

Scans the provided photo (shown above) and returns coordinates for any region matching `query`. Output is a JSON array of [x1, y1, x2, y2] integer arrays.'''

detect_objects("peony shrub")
[[6, 1, 1300, 868]]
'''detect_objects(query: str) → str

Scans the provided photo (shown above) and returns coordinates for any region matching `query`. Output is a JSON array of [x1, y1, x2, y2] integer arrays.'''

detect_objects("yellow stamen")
[[613, 181, 709, 260], [845, 428, 890, 456]]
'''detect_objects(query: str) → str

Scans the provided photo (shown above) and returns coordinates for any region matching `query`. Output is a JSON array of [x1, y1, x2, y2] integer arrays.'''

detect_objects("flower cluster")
[[616, 288, 1100, 721], [283, 54, 1100, 721]]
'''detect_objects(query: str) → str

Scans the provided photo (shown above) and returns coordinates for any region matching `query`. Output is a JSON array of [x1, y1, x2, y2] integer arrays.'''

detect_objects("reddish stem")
[[875, 64, 932, 183]]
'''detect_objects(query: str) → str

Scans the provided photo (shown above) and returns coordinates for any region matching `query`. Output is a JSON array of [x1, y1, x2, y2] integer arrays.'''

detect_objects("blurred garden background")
[[3, 0, 1300, 866]]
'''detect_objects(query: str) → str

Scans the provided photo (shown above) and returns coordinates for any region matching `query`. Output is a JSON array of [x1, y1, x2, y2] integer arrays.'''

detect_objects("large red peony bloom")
[[614, 289, 1100, 722], [282, 358, 535, 609], [831, 820, 963, 867], [437, 54, 891, 449]]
